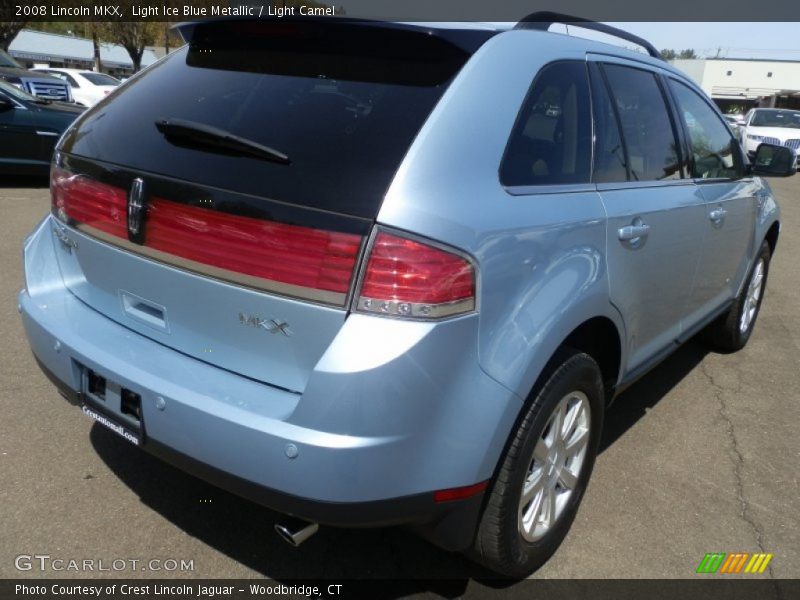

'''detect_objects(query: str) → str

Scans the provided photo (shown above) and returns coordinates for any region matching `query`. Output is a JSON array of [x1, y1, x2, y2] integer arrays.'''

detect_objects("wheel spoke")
[[533, 437, 550, 463], [521, 473, 544, 507], [543, 486, 557, 528], [559, 466, 578, 490], [520, 483, 545, 532], [555, 398, 568, 439], [560, 399, 580, 442], [564, 425, 589, 455]]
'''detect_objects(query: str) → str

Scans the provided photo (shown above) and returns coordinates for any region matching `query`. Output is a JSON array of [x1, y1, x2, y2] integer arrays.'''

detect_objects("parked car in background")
[[0, 80, 83, 175], [32, 68, 120, 107], [0, 50, 73, 103], [722, 114, 741, 136], [739, 108, 800, 164], [19, 14, 794, 577]]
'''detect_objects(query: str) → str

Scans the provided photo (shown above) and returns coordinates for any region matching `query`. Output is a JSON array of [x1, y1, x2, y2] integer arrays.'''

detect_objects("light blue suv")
[[18, 14, 794, 576]]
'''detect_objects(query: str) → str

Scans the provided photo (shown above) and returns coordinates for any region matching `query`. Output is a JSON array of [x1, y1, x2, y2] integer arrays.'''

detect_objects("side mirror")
[[0, 96, 14, 111], [736, 119, 746, 126], [751, 143, 796, 177]]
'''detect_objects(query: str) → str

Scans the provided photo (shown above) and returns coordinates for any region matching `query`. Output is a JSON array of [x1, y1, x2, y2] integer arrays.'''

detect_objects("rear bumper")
[[19, 216, 522, 550], [32, 354, 484, 548]]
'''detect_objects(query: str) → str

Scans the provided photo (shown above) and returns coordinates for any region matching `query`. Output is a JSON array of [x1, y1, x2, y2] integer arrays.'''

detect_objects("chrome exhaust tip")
[[274, 518, 319, 547]]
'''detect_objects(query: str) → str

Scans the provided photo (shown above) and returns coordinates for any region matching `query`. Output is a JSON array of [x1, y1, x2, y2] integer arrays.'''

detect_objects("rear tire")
[[470, 349, 604, 577], [702, 241, 771, 353]]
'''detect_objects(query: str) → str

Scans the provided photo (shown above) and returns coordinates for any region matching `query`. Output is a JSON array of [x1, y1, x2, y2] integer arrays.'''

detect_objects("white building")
[[8, 29, 159, 76], [672, 58, 800, 115]]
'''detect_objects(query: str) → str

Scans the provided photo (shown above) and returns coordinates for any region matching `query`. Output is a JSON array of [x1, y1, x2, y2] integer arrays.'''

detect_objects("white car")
[[31, 68, 120, 107], [739, 108, 800, 163]]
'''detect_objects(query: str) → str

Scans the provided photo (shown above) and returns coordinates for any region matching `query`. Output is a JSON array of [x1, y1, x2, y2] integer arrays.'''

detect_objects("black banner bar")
[[3, 579, 800, 600], [3, 0, 800, 22]]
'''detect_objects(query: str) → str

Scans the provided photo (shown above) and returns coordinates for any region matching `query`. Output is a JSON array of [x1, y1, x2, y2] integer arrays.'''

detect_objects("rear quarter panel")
[[378, 31, 626, 400]]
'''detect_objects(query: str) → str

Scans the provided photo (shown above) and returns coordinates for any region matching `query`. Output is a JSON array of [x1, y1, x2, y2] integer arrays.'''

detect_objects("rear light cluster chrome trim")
[[51, 168, 364, 307], [355, 296, 475, 319], [75, 224, 352, 306]]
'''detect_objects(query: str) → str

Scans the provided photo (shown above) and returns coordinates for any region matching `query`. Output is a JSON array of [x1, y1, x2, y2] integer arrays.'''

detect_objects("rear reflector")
[[51, 168, 363, 305], [433, 481, 488, 503], [355, 231, 475, 319]]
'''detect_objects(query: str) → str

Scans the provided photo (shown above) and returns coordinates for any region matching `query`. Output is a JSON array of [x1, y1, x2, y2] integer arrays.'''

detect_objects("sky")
[[331, 1, 800, 60], [604, 23, 800, 60], [519, 23, 800, 61]]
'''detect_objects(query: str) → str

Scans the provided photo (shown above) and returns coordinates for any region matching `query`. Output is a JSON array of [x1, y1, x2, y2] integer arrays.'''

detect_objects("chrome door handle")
[[709, 208, 727, 224], [618, 223, 651, 241]]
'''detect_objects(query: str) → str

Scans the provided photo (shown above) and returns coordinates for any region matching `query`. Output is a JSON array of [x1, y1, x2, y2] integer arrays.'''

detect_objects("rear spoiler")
[[173, 17, 498, 55]]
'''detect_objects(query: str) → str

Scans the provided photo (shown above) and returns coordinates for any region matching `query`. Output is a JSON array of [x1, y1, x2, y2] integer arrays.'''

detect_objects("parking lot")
[[1, 176, 798, 591]]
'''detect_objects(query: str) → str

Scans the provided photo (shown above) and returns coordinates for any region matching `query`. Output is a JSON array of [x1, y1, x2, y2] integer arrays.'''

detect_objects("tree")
[[678, 49, 697, 59], [0, 4, 26, 51], [660, 49, 677, 60], [103, 20, 160, 72]]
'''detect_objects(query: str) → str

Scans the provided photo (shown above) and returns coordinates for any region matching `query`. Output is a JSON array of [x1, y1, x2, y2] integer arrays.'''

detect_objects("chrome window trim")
[[595, 179, 696, 192], [504, 183, 597, 196]]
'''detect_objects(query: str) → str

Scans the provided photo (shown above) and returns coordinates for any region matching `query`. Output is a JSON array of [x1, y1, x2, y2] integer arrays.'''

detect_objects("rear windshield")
[[80, 72, 120, 86], [61, 21, 470, 219]]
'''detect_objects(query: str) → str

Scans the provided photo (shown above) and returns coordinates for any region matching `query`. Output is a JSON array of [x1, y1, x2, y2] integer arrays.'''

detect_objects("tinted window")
[[60, 21, 472, 219], [668, 79, 744, 179], [81, 72, 120, 86], [500, 61, 592, 186], [602, 64, 682, 181], [750, 109, 800, 129], [589, 64, 628, 183]]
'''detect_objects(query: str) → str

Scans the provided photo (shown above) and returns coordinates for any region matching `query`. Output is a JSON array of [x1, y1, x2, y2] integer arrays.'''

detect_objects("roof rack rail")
[[513, 12, 663, 60]]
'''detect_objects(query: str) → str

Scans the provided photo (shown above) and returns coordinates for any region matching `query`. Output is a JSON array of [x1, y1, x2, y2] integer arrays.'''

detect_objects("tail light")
[[50, 167, 363, 306], [354, 231, 476, 319]]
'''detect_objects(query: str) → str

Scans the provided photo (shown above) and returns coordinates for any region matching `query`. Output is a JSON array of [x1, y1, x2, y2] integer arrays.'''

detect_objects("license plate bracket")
[[79, 366, 144, 446], [81, 402, 142, 446]]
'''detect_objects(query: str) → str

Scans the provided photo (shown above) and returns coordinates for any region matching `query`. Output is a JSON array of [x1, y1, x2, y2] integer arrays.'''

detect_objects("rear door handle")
[[618, 223, 651, 241], [709, 208, 727, 224]]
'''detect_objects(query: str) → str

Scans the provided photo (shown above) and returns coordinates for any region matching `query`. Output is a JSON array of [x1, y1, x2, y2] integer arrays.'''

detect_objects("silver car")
[[18, 14, 794, 576]]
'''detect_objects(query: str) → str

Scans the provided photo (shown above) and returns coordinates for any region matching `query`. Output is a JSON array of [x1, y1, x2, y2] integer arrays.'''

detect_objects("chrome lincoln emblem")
[[127, 178, 146, 242]]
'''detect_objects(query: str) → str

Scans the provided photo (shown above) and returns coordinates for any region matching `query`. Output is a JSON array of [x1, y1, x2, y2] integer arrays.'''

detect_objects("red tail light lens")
[[356, 231, 475, 319], [52, 167, 128, 239], [51, 168, 363, 305], [145, 199, 362, 300]]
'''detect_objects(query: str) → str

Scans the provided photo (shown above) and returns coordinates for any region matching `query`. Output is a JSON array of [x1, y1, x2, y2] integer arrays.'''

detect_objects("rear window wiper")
[[155, 118, 291, 165]]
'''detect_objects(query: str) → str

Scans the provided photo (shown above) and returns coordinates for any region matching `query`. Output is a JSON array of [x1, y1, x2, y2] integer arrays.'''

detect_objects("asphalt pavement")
[[1, 175, 798, 593]]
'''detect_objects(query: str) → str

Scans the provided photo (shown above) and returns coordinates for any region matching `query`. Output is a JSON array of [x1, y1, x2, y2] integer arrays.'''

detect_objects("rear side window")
[[601, 64, 682, 182], [500, 61, 592, 187], [668, 79, 744, 179], [81, 72, 120, 86], [589, 64, 628, 183], [60, 21, 472, 219]]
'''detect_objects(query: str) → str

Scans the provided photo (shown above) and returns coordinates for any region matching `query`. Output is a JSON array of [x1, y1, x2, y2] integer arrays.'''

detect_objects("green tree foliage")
[[661, 49, 698, 60]]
